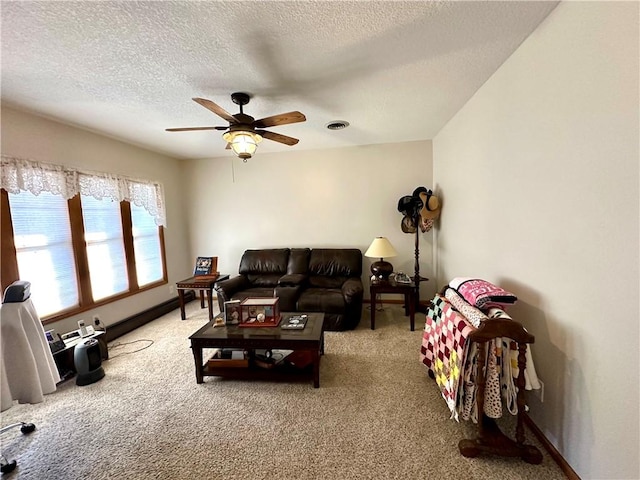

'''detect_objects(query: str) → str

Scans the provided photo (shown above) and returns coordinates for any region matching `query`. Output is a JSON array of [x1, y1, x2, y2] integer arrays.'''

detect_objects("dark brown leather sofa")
[[214, 248, 363, 331]]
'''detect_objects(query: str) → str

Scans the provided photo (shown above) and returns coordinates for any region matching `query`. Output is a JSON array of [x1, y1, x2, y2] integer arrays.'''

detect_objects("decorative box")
[[239, 297, 281, 327]]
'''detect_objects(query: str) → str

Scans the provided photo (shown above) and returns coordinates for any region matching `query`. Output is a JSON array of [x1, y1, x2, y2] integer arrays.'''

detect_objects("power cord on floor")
[[93, 318, 153, 359], [108, 339, 154, 359], [365, 293, 385, 311]]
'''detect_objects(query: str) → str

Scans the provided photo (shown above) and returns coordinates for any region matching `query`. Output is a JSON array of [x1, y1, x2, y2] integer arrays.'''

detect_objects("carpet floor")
[[0, 302, 566, 479]]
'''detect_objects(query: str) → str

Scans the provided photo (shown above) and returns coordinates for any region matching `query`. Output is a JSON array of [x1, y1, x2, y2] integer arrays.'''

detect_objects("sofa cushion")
[[246, 274, 283, 287], [308, 275, 349, 289], [308, 248, 362, 277], [287, 248, 310, 274], [239, 249, 290, 275], [297, 288, 345, 314]]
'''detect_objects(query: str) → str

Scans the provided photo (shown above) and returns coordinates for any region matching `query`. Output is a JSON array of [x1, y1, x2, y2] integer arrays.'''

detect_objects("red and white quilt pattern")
[[420, 294, 475, 420]]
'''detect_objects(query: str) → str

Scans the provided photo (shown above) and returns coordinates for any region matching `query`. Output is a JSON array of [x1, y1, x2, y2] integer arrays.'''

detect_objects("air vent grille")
[[326, 121, 350, 130]]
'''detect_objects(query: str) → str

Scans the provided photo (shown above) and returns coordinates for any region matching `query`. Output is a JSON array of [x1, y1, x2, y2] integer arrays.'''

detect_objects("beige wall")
[[1, 106, 192, 334], [1, 107, 437, 326], [182, 141, 436, 301], [433, 2, 639, 478]]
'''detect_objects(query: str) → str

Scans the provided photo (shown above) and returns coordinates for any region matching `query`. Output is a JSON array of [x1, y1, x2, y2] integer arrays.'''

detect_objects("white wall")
[[1, 107, 192, 334], [182, 141, 436, 302], [433, 2, 639, 479]]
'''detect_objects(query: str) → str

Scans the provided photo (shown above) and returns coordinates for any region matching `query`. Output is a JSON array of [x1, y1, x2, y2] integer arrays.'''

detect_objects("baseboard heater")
[[105, 290, 195, 342]]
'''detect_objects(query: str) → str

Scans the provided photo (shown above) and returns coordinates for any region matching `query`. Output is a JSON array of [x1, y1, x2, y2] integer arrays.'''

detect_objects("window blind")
[[8, 191, 79, 316], [81, 195, 128, 300], [130, 203, 163, 286]]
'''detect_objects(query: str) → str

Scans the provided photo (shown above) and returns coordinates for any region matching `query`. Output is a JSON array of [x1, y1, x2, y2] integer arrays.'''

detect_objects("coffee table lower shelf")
[[202, 359, 318, 386]]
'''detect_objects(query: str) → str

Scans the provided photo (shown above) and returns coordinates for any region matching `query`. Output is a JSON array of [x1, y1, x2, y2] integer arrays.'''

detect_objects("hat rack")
[[397, 187, 441, 314]]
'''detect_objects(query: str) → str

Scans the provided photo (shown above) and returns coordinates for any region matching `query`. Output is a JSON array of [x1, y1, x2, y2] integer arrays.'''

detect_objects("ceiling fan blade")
[[165, 126, 228, 132], [254, 111, 306, 128], [257, 130, 299, 146], [192, 98, 238, 124], [225, 143, 231, 150]]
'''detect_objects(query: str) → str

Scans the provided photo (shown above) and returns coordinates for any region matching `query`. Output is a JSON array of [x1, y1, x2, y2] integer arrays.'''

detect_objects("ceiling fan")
[[166, 92, 306, 161]]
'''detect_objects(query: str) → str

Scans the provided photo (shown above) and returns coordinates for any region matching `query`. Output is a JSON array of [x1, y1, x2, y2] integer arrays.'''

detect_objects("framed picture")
[[194, 256, 218, 278], [224, 300, 241, 325]]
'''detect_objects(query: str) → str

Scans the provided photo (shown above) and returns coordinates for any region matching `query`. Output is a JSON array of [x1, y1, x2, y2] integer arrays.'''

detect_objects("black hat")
[[397, 195, 419, 215], [412, 186, 430, 199]]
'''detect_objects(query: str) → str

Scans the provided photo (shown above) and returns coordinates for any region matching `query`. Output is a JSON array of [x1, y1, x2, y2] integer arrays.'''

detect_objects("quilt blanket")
[[420, 294, 475, 420], [450, 278, 517, 310]]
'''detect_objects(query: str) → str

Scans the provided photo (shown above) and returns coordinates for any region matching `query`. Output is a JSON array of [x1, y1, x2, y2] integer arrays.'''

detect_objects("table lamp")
[[364, 237, 398, 280]]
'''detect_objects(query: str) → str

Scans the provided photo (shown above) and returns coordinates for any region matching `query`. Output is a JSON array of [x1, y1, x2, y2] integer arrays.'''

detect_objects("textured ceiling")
[[1, 1, 558, 160]]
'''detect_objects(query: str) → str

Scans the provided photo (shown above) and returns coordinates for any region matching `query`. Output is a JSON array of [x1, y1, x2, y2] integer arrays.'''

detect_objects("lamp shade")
[[364, 237, 398, 259], [223, 130, 263, 160], [364, 237, 397, 280]]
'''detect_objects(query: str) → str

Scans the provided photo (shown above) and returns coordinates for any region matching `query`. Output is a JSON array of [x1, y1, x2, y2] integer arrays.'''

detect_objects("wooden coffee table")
[[189, 312, 325, 388]]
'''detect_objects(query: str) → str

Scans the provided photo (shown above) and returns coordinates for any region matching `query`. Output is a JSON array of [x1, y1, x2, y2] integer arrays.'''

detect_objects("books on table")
[[193, 256, 218, 279], [281, 314, 308, 330]]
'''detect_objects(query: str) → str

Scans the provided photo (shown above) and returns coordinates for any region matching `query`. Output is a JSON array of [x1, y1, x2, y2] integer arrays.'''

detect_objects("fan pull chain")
[[231, 157, 236, 183]]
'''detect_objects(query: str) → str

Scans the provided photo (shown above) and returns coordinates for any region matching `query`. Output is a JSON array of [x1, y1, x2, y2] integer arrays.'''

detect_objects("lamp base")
[[371, 261, 393, 281]]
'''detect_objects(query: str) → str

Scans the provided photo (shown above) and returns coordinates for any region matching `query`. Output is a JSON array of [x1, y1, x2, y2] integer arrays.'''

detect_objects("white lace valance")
[[1, 156, 166, 226]]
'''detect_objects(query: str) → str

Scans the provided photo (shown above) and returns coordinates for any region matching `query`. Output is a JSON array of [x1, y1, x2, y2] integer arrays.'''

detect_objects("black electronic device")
[[2, 280, 31, 303], [393, 272, 412, 284], [45, 329, 66, 354]]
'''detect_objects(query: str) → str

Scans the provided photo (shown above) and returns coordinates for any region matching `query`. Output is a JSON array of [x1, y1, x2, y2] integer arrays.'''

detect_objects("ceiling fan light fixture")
[[223, 130, 263, 160], [167, 93, 305, 159]]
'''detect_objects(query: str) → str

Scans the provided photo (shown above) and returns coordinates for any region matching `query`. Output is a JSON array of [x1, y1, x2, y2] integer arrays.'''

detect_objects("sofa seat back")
[[307, 248, 362, 289], [287, 248, 311, 274], [239, 248, 290, 287]]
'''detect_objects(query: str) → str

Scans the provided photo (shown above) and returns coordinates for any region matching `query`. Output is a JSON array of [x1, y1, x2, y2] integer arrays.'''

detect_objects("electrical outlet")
[[532, 379, 544, 403], [169, 285, 175, 294]]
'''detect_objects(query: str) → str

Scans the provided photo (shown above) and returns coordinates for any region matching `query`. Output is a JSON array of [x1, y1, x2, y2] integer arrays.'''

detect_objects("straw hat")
[[418, 191, 440, 220]]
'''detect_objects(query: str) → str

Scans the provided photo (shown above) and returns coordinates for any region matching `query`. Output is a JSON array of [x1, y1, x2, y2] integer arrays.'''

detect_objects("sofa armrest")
[[342, 277, 364, 303], [214, 275, 251, 309], [278, 273, 308, 286], [275, 285, 303, 312]]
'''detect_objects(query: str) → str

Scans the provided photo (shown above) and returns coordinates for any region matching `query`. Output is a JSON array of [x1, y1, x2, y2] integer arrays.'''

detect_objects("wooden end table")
[[176, 274, 229, 321], [370, 279, 417, 331]]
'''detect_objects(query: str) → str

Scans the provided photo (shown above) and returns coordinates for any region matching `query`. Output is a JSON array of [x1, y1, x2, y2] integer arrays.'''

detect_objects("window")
[[81, 195, 129, 300], [130, 203, 164, 287], [0, 156, 167, 323], [1, 191, 166, 323], [8, 191, 79, 317]]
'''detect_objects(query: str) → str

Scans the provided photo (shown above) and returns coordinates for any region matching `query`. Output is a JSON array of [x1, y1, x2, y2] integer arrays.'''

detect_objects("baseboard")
[[366, 298, 416, 305], [524, 413, 581, 479], [104, 290, 195, 342], [365, 298, 430, 312]]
